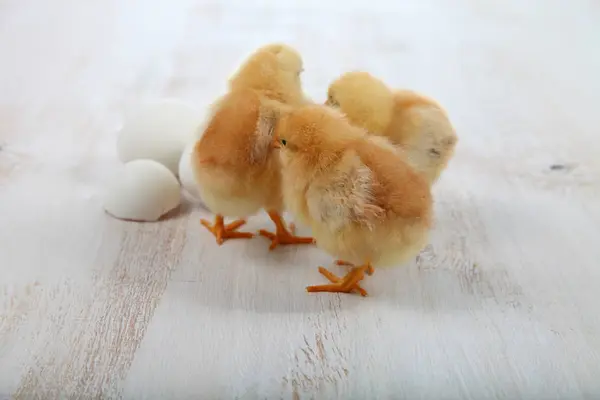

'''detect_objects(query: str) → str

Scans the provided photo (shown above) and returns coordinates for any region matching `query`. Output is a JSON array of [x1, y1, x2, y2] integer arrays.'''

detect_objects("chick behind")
[[326, 71, 458, 185], [191, 43, 314, 249]]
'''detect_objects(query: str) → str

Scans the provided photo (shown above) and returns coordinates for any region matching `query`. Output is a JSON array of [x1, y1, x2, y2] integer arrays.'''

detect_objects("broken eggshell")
[[104, 159, 181, 222]]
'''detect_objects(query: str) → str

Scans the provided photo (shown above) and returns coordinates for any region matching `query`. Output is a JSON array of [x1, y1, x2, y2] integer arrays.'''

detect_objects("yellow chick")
[[274, 105, 433, 295], [191, 44, 314, 250], [326, 71, 458, 185]]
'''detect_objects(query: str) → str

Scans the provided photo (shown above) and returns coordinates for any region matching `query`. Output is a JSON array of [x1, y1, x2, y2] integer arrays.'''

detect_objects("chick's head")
[[229, 43, 306, 105], [326, 71, 394, 134], [274, 105, 362, 174]]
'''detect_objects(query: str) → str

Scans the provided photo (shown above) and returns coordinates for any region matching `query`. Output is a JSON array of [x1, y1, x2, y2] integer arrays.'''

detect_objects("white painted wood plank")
[[1, 0, 599, 398]]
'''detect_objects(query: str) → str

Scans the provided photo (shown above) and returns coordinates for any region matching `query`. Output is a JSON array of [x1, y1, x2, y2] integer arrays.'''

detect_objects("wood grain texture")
[[1, 0, 600, 398]]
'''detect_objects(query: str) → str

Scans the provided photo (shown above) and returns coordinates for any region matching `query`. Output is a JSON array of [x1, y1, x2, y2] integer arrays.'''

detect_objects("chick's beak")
[[271, 138, 281, 149]]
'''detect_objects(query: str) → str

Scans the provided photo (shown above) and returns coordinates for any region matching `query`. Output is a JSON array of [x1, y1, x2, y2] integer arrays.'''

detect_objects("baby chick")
[[326, 71, 457, 185], [274, 104, 433, 295], [191, 44, 314, 250]]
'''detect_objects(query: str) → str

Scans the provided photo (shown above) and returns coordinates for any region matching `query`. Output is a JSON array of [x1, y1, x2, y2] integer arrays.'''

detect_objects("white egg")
[[104, 159, 181, 222], [117, 99, 202, 176]]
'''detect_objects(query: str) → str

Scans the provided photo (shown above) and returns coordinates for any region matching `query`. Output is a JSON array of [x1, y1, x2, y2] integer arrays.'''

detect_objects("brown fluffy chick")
[[191, 44, 314, 250], [326, 71, 458, 185], [274, 104, 433, 296]]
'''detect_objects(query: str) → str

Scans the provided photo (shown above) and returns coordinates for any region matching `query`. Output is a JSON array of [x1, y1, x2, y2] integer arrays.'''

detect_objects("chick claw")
[[259, 223, 315, 251], [200, 215, 254, 245], [306, 264, 372, 297]]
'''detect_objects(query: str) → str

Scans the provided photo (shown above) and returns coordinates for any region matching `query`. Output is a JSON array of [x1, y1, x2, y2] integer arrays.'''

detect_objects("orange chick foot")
[[260, 211, 315, 250], [306, 264, 373, 297], [315, 267, 368, 296], [258, 224, 315, 251], [200, 215, 254, 245]]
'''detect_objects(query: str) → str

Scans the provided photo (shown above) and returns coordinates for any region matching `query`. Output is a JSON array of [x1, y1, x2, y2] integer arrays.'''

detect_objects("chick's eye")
[[327, 95, 339, 107], [280, 139, 287, 146]]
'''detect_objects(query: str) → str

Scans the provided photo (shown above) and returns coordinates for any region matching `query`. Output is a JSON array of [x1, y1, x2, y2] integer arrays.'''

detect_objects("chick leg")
[[200, 214, 254, 245], [317, 267, 368, 297], [259, 210, 315, 251], [335, 260, 375, 275], [306, 263, 374, 296]]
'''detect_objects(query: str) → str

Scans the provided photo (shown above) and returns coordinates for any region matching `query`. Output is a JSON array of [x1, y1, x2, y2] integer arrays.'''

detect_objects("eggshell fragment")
[[104, 159, 181, 222], [117, 99, 202, 176]]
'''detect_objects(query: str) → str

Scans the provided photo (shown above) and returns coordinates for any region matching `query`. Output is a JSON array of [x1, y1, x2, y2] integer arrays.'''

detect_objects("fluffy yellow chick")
[[326, 71, 458, 185], [191, 44, 314, 249], [274, 105, 433, 295]]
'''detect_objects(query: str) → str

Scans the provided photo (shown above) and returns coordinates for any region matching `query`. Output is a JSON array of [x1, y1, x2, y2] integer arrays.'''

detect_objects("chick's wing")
[[306, 150, 384, 232], [196, 89, 276, 170]]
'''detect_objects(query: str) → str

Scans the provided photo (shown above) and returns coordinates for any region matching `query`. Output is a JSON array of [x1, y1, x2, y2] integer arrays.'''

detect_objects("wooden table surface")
[[1, 0, 600, 398]]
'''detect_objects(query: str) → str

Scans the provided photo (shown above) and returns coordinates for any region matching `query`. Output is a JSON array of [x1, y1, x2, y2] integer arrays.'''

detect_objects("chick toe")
[[335, 260, 354, 267], [224, 219, 247, 231], [306, 283, 352, 294], [200, 215, 254, 245], [317, 266, 368, 296], [259, 228, 315, 250], [260, 211, 315, 250], [306, 265, 371, 296]]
